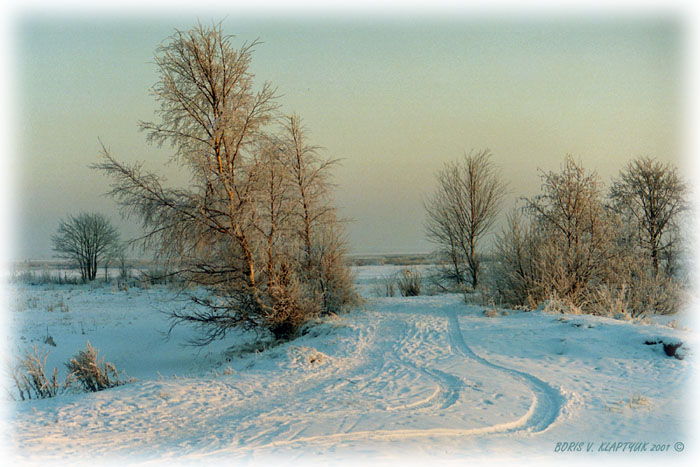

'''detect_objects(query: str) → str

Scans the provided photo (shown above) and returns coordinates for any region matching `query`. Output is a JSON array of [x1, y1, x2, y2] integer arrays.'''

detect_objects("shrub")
[[11, 268, 82, 285], [11, 346, 61, 400], [590, 267, 682, 318], [65, 341, 126, 392], [483, 307, 503, 318], [11, 342, 131, 400], [396, 268, 422, 296]]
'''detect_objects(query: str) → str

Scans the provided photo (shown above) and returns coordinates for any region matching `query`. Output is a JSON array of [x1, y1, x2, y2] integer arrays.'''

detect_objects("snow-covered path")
[[6, 280, 694, 465], [251, 306, 566, 452], [444, 309, 565, 434]]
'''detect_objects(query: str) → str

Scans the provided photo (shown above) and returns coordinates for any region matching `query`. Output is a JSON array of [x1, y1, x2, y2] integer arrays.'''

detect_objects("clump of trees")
[[489, 155, 687, 317], [51, 212, 122, 282], [94, 23, 356, 343], [424, 150, 507, 291]]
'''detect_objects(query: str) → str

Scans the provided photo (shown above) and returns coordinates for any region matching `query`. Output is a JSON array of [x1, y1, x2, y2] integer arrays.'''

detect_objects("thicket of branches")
[[490, 155, 687, 317], [94, 23, 356, 343]]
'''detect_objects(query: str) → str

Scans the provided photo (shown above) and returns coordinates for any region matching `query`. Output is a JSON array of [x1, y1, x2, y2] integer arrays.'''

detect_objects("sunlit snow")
[[4, 266, 695, 465]]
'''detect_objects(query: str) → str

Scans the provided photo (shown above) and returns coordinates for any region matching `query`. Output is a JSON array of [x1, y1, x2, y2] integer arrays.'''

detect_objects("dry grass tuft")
[[65, 341, 129, 392]]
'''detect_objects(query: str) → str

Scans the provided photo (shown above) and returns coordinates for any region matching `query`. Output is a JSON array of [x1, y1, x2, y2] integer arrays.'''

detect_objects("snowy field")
[[2, 265, 697, 466]]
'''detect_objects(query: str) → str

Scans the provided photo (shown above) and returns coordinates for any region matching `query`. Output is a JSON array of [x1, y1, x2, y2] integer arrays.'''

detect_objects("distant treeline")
[[347, 254, 440, 267]]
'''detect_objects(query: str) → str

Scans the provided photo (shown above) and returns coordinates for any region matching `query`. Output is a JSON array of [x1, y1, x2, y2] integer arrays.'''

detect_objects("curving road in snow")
[[249, 304, 566, 452]]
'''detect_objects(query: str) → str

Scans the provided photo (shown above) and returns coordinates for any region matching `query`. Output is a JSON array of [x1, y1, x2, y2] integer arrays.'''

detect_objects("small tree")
[[609, 157, 688, 276], [425, 150, 507, 289], [117, 243, 130, 281], [102, 241, 126, 282], [51, 212, 121, 282]]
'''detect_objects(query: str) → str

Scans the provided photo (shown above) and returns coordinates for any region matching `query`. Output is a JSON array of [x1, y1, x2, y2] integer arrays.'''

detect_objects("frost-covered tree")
[[281, 115, 356, 316], [51, 212, 121, 282], [94, 22, 355, 343], [524, 156, 616, 304], [492, 156, 683, 317], [609, 157, 688, 276], [425, 150, 506, 289]]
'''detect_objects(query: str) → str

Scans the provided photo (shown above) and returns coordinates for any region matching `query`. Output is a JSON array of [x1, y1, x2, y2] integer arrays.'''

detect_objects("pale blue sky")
[[13, 13, 684, 259]]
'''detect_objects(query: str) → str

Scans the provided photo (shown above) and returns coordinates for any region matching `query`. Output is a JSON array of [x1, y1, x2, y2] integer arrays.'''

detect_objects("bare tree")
[[51, 212, 121, 282], [425, 150, 507, 289], [609, 157, 688, 276], [94, 22, 355, 343]]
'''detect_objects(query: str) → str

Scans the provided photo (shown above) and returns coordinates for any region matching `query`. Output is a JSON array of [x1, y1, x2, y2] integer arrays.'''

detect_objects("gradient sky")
[[11, 11, 685, 260]]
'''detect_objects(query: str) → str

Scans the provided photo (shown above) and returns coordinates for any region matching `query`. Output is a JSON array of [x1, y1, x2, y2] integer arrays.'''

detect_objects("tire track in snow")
[[250, 307, 566, 451], [385, 319, 462, 412], [445, 309, 564, 433]]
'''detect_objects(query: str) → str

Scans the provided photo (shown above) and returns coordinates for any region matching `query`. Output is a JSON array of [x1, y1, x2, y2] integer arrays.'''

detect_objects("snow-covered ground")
[[2, 266, 697, 466]]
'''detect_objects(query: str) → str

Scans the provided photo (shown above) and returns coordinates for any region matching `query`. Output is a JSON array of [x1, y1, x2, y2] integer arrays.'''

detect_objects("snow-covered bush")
[[10, 268, 82, 285], [65, 342, 127, 393], [591, 271, 682, 318], [483, 306, 509, 318]]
